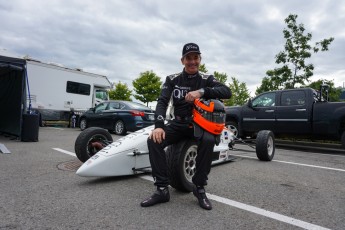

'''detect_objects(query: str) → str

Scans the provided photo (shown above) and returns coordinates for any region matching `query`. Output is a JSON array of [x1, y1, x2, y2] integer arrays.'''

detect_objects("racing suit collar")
[[183, 69, 199, 79]]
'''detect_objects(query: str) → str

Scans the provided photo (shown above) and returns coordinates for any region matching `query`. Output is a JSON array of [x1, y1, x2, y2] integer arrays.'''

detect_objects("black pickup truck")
[[225, 85, 345, 147]]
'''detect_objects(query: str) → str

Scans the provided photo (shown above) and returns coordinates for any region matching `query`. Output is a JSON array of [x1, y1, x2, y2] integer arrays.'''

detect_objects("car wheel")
[[166, 139, 197, 192], [80, 118, 87, 131], [114, 120, 127, 135], [226, 121, 239, 138], [256, 130, 275, 161], [74, 127, 113, 162]]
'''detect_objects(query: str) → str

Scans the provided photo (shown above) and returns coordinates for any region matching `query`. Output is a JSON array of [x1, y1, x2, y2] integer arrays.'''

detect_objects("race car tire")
[[256, 130, 275, 161], [75, 127, 113, 162], [166, 139, 197, 193]]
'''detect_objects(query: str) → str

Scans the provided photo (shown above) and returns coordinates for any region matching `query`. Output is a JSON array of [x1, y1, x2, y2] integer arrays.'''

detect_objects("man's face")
[[181, 53, 201, 74]]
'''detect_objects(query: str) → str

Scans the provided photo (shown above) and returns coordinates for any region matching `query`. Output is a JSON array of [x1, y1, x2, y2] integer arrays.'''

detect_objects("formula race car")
[[74, 125, 275, 192]]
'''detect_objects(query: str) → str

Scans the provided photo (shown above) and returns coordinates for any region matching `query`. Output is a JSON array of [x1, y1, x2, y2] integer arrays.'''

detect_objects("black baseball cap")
[[182, 43, 201, 57]]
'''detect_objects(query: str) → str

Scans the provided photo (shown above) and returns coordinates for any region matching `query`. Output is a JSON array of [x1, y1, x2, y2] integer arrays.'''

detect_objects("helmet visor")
[[201, 111, 226, 124]]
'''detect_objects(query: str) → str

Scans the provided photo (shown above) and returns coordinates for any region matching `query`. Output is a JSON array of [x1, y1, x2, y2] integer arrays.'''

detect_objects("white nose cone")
[[76, 154, 102, 177], [76, 152, 136, 177], [76, 125, 154, 177]]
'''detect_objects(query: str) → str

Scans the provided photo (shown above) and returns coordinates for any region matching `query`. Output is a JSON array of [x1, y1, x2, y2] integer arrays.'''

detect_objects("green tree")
[[306, 79, 341, 102], [225, 77, 250, 106], [132, 70, 162, 106], [255, 76, 281, 95], [262, 14, 334, 90], [199, 63, 208, 73], [213, 71, 228, 84], [108, 81, 132, 101]]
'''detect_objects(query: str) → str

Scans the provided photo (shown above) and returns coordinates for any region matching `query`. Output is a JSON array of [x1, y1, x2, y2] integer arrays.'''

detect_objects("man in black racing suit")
[[140, 43, 231, 210]]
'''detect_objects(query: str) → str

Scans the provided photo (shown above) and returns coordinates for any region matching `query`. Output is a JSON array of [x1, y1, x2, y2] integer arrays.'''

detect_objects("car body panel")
[[241, 91, 277, 134], [79, 100, 155, 133]]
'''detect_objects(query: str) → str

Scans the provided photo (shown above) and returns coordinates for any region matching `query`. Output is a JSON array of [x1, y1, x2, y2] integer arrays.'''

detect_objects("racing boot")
[[140, 187, 170, 207], [193, 186, 212, 210]]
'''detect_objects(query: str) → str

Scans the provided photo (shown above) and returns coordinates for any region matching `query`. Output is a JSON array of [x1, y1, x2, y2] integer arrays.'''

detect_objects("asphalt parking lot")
[[1, 127, 344, 230]]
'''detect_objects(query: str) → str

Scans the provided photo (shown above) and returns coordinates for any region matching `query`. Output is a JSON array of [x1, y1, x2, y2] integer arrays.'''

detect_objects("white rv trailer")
[[24, 58, 112, 122], [1, 52, 111, 136]]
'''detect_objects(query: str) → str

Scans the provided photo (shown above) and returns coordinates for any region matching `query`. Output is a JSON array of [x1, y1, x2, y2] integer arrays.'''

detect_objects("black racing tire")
[[74, 127, 113, 162], [79, 118, 87, 131], [226, 121, 239, 138], [166, 139, 197, 193], [114, 120, 127, 135], [341, 131, 345, 149], [256, 130, 275, 161]]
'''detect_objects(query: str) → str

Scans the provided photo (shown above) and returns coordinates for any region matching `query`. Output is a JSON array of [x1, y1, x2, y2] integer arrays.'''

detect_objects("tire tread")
[[256, 130, 275, 161], [166, 140, 196, 192], [74, 127, 113, 162]]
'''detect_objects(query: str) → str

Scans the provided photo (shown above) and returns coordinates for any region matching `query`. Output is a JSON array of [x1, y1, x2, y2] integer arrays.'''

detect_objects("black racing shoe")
[[193, 186, 212, 210], [140, 187, 170, 207]]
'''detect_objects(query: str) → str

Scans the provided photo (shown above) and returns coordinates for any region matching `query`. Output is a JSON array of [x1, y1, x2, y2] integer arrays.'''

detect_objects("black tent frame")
[[0, 55, 27, 139]]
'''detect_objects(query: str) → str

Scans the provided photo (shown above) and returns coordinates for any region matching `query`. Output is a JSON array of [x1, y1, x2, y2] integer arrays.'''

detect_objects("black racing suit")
[[148, 69, 232, 188]]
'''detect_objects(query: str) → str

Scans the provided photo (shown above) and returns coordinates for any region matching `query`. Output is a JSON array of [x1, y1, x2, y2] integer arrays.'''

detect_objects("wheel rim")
[[267, 136, 274, 156], [227, 124, 238, 137], [80, 120, 86, 130], [86, 134, 108, 158], [183, 145, 197, 182], [115, 121, 124, 134]]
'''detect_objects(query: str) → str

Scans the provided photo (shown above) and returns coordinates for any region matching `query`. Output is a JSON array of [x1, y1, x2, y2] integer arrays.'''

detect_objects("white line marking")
[[54, 149, 332, 229], [139, 175, 331, 230], [208, 194, 331, 230], [53, 148, 76, 157], [231, 154, 345, 172]]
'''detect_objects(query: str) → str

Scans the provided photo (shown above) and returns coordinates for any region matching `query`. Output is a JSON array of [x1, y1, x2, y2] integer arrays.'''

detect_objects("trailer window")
[[66, 81, 91, 96], [95, 89, 108, 100]]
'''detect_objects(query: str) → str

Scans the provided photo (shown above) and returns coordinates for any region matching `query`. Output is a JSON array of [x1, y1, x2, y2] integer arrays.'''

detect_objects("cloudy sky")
[[1, 0, 344, 95]]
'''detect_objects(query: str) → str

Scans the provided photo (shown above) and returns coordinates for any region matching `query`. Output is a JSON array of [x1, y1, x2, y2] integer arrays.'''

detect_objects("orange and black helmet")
[[193, 99, 226, 135]]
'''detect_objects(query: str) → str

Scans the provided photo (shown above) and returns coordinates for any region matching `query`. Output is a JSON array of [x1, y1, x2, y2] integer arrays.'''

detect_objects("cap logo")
[[186, 45, 198, 51], [182, 43, 201, 57]]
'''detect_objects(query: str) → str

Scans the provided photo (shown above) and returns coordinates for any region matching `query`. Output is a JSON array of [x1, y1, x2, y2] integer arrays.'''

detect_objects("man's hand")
[[185, 90, 203, 102], [149, 128, 165, 144]]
